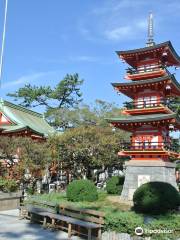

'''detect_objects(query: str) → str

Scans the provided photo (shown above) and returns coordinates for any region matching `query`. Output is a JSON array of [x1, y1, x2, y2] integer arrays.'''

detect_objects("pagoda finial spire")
[[146, 12, 155, 47]]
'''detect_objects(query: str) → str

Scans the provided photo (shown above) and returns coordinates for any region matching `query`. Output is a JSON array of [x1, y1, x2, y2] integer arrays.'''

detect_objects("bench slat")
[[48, 213, 100, 229], [59, 209, 104, 224], [60, 204, 105, 217]]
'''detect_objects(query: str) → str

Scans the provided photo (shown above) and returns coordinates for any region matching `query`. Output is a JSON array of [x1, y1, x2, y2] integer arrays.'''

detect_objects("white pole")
[[0, 0, 8, 86]]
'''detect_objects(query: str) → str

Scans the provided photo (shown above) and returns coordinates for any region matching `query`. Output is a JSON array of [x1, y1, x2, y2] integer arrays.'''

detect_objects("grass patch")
[[28, 190, 130, 213], [27, 191, 180, 239]]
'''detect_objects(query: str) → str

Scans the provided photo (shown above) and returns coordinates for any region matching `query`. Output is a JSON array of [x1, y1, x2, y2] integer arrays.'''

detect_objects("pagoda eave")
[[112, 74, 180, 99], [116, 41, 180, 67], [125, 69, 166, 81], [123, 106, 173, 115], [118, 150, 179, 158]]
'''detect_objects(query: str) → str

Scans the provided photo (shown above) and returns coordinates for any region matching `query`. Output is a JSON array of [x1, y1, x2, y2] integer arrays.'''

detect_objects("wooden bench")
[[19, 199, 57, 220], [24, 200, 104, 239], [48, 204, 105, 239]]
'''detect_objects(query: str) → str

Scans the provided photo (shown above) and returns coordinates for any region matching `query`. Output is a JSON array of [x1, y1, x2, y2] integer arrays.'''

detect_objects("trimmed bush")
[[106, 176, 125, 194], [133, 181, 180, 214], [66, 179, 98, 202], [0, 177, 18, 192]]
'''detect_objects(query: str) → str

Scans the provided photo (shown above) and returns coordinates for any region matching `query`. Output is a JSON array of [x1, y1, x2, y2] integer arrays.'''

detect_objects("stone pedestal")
[[121, 160, 178, 201]]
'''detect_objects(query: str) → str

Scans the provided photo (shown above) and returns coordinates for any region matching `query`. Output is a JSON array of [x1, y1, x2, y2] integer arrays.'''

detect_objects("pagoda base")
[[121, 160, 178, 201]]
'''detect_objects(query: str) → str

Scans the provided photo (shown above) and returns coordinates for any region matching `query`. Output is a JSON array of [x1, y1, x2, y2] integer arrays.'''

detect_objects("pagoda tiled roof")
[[0, 99, 55, 137], [116, 41, 180, 67], [107, 113, 177, 124], [112, 74, 180, 98], [117, 41, 173, 54], [112, 74, 179, 87]]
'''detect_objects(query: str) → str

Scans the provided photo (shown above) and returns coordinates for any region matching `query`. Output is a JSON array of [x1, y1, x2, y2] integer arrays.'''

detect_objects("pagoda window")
[[133, 135, 159, 150], [137, 63, 160, 73], [136, 96, 158, 108]]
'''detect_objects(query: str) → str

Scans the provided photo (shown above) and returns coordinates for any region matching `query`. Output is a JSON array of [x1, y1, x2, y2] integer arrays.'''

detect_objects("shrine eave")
[[116, 41, 180, 67], [0, 99, 55, 137], [1, 125, 44, 136], [112, 74, 180, 98]]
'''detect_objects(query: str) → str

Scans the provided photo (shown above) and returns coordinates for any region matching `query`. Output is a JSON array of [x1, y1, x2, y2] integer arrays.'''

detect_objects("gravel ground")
[[0, 209, 82, 240]]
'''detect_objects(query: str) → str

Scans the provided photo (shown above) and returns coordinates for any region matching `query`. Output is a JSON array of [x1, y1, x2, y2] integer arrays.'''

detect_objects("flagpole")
[[0, 0, 8, 87]]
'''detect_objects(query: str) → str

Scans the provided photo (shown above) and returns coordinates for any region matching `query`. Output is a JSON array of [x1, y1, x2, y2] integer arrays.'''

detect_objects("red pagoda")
[[107, 13, 180, 200]]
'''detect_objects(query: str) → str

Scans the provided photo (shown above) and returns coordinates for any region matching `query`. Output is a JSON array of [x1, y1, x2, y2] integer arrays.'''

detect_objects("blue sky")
[[0, 0, 180, 110]]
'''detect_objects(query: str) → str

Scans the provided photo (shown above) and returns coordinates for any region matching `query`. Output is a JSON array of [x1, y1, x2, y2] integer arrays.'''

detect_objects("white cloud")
[[69, 55, 99, 63], [92, 0, 146, 15], [104, 26, 131, 40], [2, 71, 56, 88], [104, 19, 147, 41]]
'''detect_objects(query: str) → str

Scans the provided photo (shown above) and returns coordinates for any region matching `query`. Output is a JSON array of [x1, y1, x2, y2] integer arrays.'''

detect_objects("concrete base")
[[121, 160, 178, 201]]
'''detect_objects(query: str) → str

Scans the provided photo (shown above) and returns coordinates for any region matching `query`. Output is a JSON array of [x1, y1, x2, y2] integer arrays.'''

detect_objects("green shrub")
[[133, 182, 180, 214], [106, 176, 125, 194], [104, 210, 180, 239], [104, 211, 144, 234], [26, 186, 34, 195], [66, 179, 98, 202], [0, 177, 18, 192], [146, 213, 180, 240]]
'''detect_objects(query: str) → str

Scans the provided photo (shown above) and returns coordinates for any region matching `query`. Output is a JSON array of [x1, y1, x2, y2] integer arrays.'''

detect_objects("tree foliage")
[[7, 73, 83, 109], [46, 99, 121, 130], [0, 137, 51, 179], [48, 126, 129, 179]]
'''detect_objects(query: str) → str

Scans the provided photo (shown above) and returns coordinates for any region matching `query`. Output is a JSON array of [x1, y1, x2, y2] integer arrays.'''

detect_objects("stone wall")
[[121, 160, 178, 201], [0, 192, 22, 211]]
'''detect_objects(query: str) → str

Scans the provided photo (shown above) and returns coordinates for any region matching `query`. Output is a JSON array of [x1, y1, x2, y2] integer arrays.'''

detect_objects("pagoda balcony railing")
[[126, 65, 166, 75], [123, 99, 178, 111], [121, 142, 178, 152]]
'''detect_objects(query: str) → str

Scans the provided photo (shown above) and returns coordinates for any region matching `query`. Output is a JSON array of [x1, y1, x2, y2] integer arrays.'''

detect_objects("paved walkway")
[[0, 209, 82, 240]]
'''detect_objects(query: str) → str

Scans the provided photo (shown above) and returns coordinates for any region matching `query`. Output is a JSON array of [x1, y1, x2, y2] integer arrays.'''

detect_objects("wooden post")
[[43, 217, 47, 228], [30, 213, 33, 223], [68, 223, 72, 238], [98, 228, 101, 239], [51, 218, 55, 228], [88, 228, 92, 240]]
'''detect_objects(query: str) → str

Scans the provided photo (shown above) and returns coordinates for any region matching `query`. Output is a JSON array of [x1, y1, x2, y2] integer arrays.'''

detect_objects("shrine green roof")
[[0, 99, 55, 137], [106, 113, 177, 123]]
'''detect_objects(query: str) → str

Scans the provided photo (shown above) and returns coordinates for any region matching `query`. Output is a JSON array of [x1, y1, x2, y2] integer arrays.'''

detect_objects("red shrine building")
[[107, 14, 180, 200], [0, 99, 55, 139], [0, 99, 55, 176]]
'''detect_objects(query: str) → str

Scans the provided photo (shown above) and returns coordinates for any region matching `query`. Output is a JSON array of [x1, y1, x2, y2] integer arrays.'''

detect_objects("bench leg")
[[88, 228, 92, 240], [30, 213, 33, 223], [51, 218, 55, 228], [98, 228, 102, 240], [43, 217, 47, 228], [78, 225, 80, 236], [68, 223, 72, 239]]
